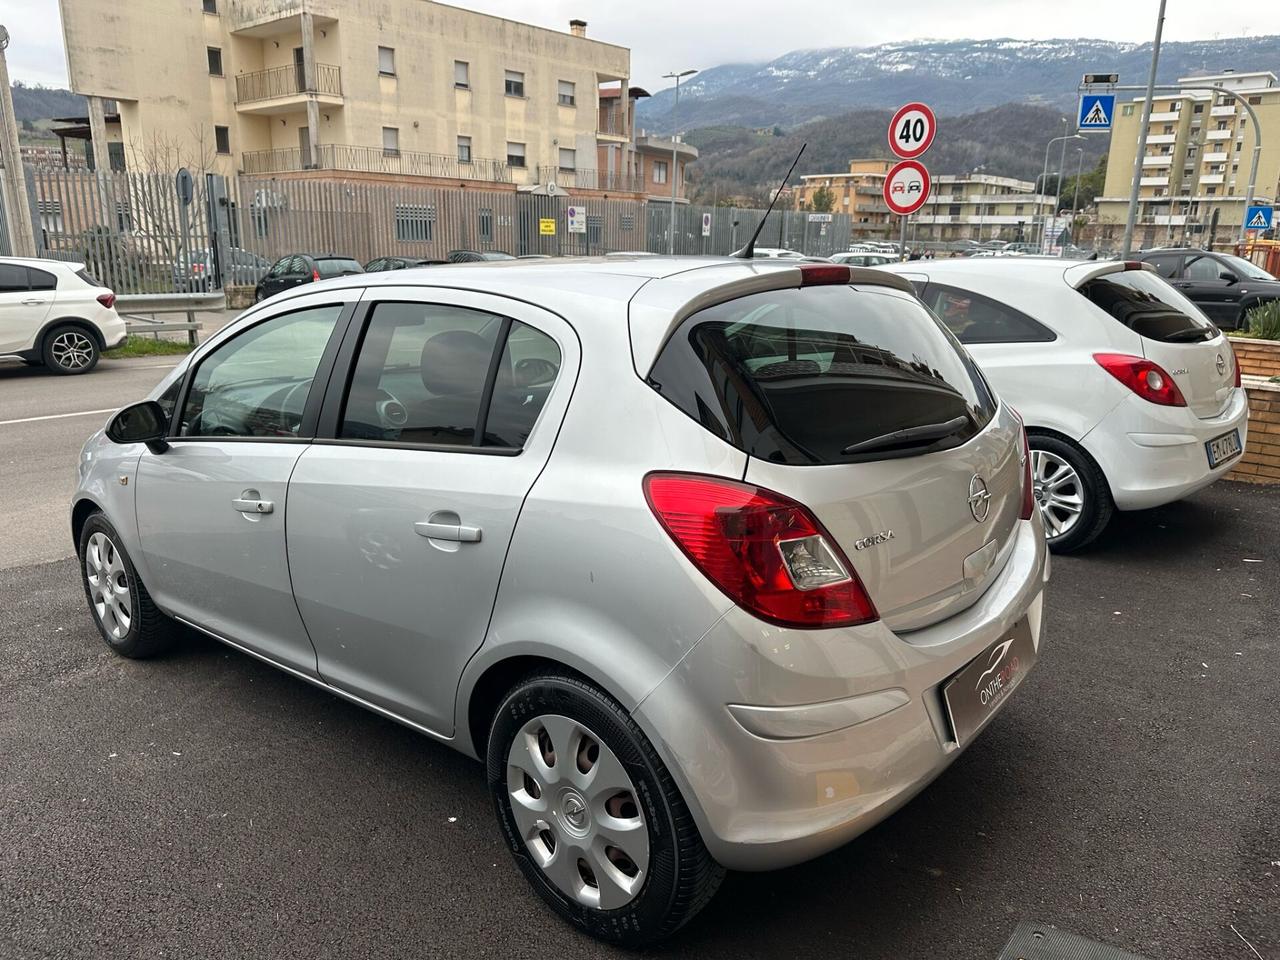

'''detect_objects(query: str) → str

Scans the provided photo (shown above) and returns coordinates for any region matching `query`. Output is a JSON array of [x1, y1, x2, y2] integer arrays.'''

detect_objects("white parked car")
[[880, 258, 1247, 551], [749, 247, 804, 259], [831, 252, 895, 267], [0, 257, 125, 374]]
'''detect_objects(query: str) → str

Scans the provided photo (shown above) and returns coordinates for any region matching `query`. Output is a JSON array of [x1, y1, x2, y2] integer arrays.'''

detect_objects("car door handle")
[[21, 298, 46, 305], [414, 521, 482, 543], [232, 497, 274, 514]]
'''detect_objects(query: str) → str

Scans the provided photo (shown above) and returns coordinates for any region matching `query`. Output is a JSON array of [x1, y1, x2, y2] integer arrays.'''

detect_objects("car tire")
[[42, 323, 100, 375], [1028, 432, 1113, 553], [487, 671, 724, 947], [78, 512, 178, 659]]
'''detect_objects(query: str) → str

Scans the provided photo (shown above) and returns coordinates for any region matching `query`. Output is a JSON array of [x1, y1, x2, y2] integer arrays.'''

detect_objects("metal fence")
[[14, 165, 856, 294]]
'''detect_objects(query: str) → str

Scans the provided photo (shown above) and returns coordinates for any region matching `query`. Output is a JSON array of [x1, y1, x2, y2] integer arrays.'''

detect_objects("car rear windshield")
[[648, 285, 996, 465], [316, 258, 363, 277], [1077, 269, 1217, 343], [75, 268, 99, 287]]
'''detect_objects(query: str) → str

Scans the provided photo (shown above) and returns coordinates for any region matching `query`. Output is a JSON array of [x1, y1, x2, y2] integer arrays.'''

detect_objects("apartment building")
[[1095, 70, 1280, 245], [914, 173, 1056, 242], [55, 0, 687, 197], [793, 159, 895, 239], [593, 87, 698, 202]]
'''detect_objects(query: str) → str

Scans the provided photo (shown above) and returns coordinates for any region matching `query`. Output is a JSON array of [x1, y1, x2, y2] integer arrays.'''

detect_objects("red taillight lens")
[[312, 268, 321, 282], [1093, 353, 1187, 407], [797, 263, 853, 286], [643, 472, 878, 629], [192, 262, 205, 273], [1230, 343, 1242, 388], [96, 292, 116, 309]]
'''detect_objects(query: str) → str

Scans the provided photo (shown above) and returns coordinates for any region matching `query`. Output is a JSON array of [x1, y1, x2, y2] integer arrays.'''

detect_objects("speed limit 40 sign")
[[888, 102, 936, 160]]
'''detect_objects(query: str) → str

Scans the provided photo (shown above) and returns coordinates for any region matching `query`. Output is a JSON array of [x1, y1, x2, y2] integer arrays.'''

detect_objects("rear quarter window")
[[317, 259, 363, 278], [648, 284, 996, 465], [1078, 270, 1216, 343]]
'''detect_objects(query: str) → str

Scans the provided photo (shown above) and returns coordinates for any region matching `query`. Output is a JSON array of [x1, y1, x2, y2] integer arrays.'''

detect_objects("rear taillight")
[[1011, 409, 1035, 521], [797, 263, 852, 286], [192, 263, 205, 273], [1230, 343, 1241, 388], [643, 473, 878, 629], [312, 268, 321, 282], [1093, 353, 1186, 407], [96, 292, 115, 309]]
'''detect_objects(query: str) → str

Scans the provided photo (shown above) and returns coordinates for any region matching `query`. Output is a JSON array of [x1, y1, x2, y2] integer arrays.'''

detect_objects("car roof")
[[879, 255, 1150, 291], [0, 256, 83, 271]]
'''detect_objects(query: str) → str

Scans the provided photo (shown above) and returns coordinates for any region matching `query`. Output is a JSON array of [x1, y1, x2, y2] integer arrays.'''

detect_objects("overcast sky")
[[0, 0, 1274, 91]]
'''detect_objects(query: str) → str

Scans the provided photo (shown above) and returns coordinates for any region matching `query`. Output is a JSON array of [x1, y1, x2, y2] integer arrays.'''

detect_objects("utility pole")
[[0, 26, 37, 256], [1121, 0, 1167, 257], [1065, 147, 1084, 256], [663, 69, 697, 255]]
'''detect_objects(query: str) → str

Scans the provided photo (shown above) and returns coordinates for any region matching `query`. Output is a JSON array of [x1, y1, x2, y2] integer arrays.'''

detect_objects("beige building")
[[914, 173, 1056, 243], [793, 159, 895, 239], [55, 0, 682, 197], [1096, 70, 1280, 246]]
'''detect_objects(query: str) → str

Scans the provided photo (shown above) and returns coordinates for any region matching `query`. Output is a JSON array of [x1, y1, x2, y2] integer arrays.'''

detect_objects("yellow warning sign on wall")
[[539, 218, 556, 236]]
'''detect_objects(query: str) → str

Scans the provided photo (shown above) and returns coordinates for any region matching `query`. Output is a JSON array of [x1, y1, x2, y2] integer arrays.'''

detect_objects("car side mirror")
[[1220, 271, 1238, 284], [106, 400, 169, 453]]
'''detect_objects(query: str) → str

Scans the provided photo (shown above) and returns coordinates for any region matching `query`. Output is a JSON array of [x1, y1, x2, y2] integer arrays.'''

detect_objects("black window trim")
[[921, 281, 1058, 344], [167, 300, 358, 443], [315, 296, 557, 455]]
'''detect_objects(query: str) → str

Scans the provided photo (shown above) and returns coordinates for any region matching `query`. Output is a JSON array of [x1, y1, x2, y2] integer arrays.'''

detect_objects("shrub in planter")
[[1245, 300, 1280, 341]]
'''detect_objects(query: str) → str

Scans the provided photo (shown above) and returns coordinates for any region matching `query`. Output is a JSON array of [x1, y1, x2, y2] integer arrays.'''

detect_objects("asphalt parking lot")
[[1, 463, 1276, 958]]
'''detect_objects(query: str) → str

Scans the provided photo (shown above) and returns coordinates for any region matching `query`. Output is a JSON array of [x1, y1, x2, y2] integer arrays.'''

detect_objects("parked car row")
[[0, 257, 124, 374]]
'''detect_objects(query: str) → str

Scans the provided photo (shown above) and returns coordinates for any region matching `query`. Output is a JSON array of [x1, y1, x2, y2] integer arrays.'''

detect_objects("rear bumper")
[[1082, 388, 1249, 511], [633, 515, 1049, 872]]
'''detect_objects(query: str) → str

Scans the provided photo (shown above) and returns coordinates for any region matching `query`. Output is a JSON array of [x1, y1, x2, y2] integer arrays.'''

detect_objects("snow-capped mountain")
[[636, 36, 1280, 131]]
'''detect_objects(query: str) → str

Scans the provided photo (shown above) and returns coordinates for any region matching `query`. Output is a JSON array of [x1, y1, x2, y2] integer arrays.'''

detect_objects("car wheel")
[[78, 513, 177, 658], [487, 672, 724, 947], [43, 324, 100, 375], [1028, 433, 1113, 553]]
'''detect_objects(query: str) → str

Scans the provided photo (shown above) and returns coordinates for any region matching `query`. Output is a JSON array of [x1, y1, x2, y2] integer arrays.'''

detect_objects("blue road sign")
[[1245, 205, 1273, 231], [1078, 94, 1115, 131]]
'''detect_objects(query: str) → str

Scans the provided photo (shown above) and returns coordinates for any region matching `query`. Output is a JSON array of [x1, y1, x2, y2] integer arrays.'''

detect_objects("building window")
[[1217, 120, 1228, 130], [558, 147, 575, 171], [506, 142, 525, 168], [457, 135, 471, 163], [1249, 95, 1262, 105], [115, 200, 133, 233], [382, 126, 399, 157], [214, 125, 230, 154], [378, 46, 396, 77], [620, 213, 635, 231], [1206, 186, 1217, 195], [38, 200, 64, 234], [478, 207, 493, 242], [1193, 103, 1204, 114], [504, 70, 525, 98], [454, 60, 470, 89], [202, 0, 217, 13], [653, 160, 668, 184], [207, 47, 223, 76], [395, 204, 436, 242], [1122, 104, 1135, 117], [1236, 141, 1243, 152], [558, 80, 576, 106]]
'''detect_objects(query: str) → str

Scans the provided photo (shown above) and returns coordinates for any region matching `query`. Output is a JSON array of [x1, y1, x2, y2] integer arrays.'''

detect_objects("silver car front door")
[[134, 294, 357, 674], [285, 289, 578, 734]]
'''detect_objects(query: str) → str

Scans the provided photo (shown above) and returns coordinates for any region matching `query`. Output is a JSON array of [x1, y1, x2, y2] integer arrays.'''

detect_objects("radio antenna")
[[731, 142, 806, 259]]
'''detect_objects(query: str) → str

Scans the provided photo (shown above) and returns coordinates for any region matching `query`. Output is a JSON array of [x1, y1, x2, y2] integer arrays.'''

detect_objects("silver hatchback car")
[[73, 258, 1049, 945]]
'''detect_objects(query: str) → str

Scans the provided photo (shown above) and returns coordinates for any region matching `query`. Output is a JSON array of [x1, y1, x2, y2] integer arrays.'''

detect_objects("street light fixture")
[[663, 68, 697, 254]]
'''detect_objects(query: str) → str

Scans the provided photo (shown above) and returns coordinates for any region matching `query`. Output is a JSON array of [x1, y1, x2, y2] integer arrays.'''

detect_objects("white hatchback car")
[[0, 257, 125, 374], [881, 258, 1247, 551]]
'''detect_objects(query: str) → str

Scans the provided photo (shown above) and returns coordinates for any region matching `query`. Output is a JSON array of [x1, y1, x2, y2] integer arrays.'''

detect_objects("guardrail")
[[117, 292, 227, 345]]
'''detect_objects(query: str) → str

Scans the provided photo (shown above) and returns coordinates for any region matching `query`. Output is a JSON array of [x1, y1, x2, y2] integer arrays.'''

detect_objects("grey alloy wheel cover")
[[86, 531, 132, 639], [51, 330, 95, 369], [506, 713, 650, 910], [1031, 448, 1085, 540]]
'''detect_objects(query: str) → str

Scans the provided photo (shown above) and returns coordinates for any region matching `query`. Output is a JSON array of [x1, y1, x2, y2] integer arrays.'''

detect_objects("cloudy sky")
[[0, 0, 1274, 91]]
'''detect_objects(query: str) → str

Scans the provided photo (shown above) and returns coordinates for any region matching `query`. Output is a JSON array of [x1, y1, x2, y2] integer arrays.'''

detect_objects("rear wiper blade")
[[841, 415, 970, 456], [1162, 327, 1213, 342]]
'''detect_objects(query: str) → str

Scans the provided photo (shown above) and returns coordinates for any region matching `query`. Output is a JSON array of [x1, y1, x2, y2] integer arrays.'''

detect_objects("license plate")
[[1205, 429, 1242, 469], [942, 619, 1036, 747]]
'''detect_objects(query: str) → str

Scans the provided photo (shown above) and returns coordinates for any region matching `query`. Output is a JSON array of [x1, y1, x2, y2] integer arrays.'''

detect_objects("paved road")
[[0, 310, 239, 571], [0, 481, 1275, 959]]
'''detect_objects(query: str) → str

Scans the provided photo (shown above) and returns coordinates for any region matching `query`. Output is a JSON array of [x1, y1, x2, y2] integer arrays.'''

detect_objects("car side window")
[[28, 268, 57, 291], [178, 304, 344, 439], [366, 259, 384, 272], [0, 264, 29, 292], [920, 283, 1055, 344], [485, 322, 561, 448], [267, 259, 288, 278], [1145, 255, 1182, 279], [289, 256, 309, 276], [1184, 256, 1225, 282]]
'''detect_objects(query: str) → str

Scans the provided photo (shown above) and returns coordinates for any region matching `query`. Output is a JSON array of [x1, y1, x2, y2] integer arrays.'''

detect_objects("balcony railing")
[[241, 143, 511, 182], [537, 165, 644, 192], [597, 109, 628, 137], [236, 63, 342, 104]]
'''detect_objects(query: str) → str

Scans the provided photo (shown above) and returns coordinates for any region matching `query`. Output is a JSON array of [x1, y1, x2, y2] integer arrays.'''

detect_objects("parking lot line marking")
[[0, 408, 118, 427]]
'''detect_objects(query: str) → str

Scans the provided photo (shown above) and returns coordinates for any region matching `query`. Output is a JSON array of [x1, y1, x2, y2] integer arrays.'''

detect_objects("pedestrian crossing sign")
[[1078, 94, 1115, 131], [1245, 205, 1273, 231]]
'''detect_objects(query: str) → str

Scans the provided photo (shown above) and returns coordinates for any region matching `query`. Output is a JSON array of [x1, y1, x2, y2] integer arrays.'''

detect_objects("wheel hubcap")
[[1030, 449, 1085, 541], [51, 332, 95, 369], [85, 532, 132, 639], [507, 714, 649, 911]]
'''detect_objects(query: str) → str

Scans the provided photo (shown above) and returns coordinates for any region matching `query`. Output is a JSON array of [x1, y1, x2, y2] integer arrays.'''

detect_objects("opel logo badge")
[[1216, 353, 1226, 376], [563, 795, 587, 829], [967, 475, 991, 523]]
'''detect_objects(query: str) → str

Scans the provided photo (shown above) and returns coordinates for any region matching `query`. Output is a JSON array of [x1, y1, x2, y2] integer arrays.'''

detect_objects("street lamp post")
[[1040, 132, 1084, 250], [663, 68, 697, 255], [1068, 146, 1084, 255], [1121, 0, 1167, 257]]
